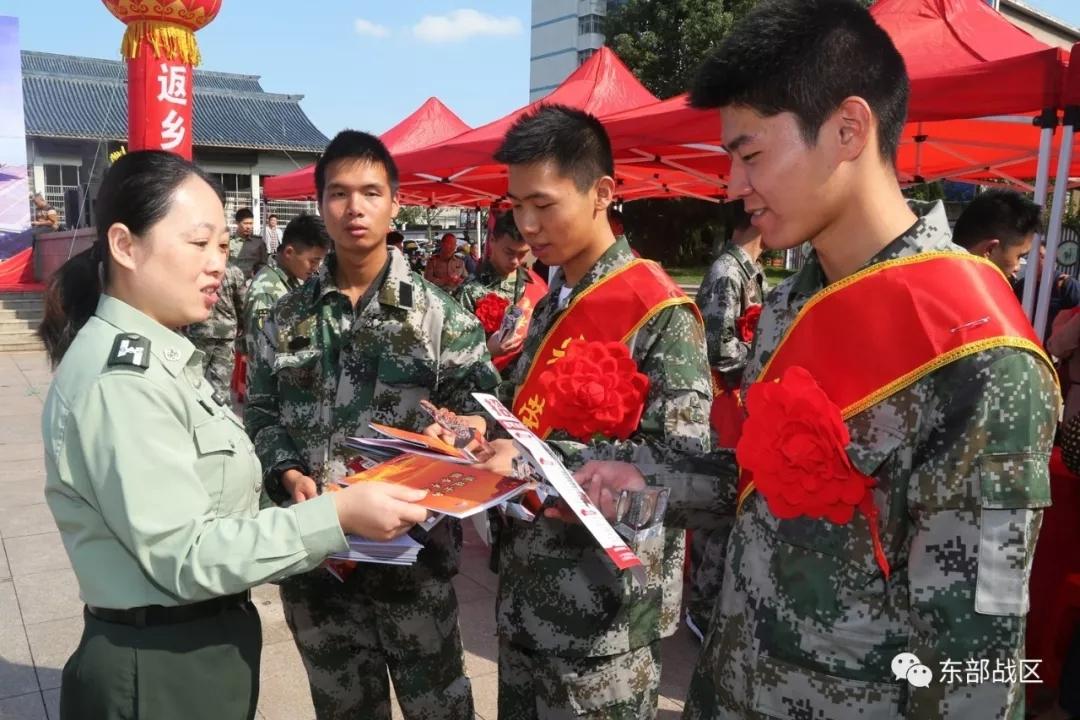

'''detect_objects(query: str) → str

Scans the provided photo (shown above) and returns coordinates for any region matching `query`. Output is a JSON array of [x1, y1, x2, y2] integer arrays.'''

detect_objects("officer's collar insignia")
[[107, 333, 151, 369]]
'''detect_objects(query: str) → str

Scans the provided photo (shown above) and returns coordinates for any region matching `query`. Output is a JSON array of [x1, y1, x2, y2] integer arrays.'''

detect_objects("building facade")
[[998, 0, 1080, 50], [529, 0, 624, 101], [21, 50, 326, 231]]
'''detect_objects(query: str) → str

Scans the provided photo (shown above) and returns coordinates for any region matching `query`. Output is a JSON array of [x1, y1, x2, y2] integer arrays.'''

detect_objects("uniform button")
[[164, 347, 181, 362]]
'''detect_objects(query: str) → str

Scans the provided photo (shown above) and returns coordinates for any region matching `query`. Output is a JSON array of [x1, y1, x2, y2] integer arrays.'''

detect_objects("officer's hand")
[[559, 461, 648, 522], [332, 482, 430, 541], [281, 469, 318, 503], [421, 412, 488, 451], [474, 438, 519, 476]]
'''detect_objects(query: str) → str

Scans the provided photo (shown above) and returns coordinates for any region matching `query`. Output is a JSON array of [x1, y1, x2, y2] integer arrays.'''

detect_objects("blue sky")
[[0, 0, 1078, 140]]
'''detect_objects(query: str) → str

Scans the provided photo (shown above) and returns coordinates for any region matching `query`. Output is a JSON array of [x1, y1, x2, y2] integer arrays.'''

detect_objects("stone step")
[[0, 341, 45, 353], [0, 307, 44, 322], [0, 319, 40, 335], [0, 297, 44, 312]]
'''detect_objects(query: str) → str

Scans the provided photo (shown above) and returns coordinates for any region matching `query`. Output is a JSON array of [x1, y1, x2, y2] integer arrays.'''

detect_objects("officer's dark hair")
[[690, 0, 909, 165], [494, 104, 614, 193], [234, 207, 253, 222], [39, 150, 223, 367], [315, 129, 399, 201], [280, 213, 331, 252], [491, 212, 524, 243], [952, 189, 1043, 250], [386, 230, 404, 247]]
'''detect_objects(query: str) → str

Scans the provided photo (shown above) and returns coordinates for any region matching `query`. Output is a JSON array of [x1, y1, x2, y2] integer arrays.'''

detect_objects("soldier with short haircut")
[[245, 130, 498, 720], [573, 2, 1059, 718], [242, 213, 329, 357], [229, 207, 268, 280]]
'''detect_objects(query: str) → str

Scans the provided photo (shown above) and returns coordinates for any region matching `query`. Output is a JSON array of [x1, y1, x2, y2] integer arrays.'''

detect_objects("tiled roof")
[[21, 51, 328, 153]]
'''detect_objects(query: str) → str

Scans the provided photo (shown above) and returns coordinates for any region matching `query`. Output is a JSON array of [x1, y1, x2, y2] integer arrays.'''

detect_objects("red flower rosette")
[[539, 340, 650, 442], [736, 304, 763, 342], [474, 293, 510, 334], [736, 366, 890, 578]]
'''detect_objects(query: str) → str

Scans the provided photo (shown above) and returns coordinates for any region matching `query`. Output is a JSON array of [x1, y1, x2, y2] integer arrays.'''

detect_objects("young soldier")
[[245, 130, 499, 720], [242, 213, 330, 356], [686, 200, 765, 640], [229, 207, 268, 280], [952, 188, 1041, 281], [454, 211, 547, 371], [575, 2, 1059, 718], [183, 262, 245, 399], [442, 105, 711, 719]]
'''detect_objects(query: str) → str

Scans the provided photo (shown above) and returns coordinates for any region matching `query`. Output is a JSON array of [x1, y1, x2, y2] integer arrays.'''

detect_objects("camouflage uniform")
[[495, 237, 712, 719], [687, 244, 766, 637], [229, 233, 269, 281], [619, 202, 1057, 719], [242, 256, 300, 357], [184, 263, 245, 398], [245, 248, 499, 720], [453, 260, 531, 314]]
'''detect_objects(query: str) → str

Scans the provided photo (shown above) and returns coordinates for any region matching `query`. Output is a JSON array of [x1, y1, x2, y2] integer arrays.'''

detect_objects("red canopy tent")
[[262, 96, 472, 201]]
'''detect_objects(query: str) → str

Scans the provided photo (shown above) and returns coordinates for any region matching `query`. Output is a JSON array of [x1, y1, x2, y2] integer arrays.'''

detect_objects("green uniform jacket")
[[453, 261, 533, 314], [42, 295, 347, 609], [694, 243, 766, 384], [494, 237, 712, 657], [634, 202, 1058, 720], [245, 249, 500, 579], [243, 256, 299, 356], [184, 263, 246, 342]]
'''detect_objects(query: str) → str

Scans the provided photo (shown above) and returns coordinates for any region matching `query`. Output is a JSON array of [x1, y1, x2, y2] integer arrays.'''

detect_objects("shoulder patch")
[[398, 281, 414, 309], [107, 333, 151, 369]]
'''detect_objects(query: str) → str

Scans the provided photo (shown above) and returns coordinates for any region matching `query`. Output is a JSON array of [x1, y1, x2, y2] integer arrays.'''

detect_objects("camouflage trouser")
[[279, 569, 473, 720], [191, 338, 235, 399], [687, 517, 734, 634], [497, 638, 661, 719]]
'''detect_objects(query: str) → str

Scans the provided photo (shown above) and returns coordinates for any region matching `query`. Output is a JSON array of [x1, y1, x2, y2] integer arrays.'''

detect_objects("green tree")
[[395, 205, 423, 228]]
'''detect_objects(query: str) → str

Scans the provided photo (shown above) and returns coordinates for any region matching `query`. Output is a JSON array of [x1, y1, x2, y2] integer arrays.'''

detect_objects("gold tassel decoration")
[[119, 20, 202, 65]]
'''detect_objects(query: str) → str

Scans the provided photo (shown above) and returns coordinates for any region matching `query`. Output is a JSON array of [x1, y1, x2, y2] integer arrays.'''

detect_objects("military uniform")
[[453, 260, 531, 313], [624, 202, 1057, 719], [245, 249, 499, 720], [43, 294, 348, 720], [424, 253, 467, 292], [184, 263, 245, 398], [230, 234, 269, 281], [243, 256, 300, 357], [687, 244, 766, 637], [494, 237, 712, 719]]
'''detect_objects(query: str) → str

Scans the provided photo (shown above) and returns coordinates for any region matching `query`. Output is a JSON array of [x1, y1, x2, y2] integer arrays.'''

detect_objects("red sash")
[[512, 259, 700, 438], [735, 252, 1058, 506], [494, 268, 548, 372]]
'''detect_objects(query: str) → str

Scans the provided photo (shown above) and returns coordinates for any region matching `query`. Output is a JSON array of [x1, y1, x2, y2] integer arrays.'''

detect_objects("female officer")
[[38, 150, 429, 720]]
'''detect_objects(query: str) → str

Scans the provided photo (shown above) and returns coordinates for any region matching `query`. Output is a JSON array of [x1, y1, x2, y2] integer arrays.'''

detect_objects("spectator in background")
[[1018, 244, 1080, 344], [1047, 298, 1080, 421], [386, 230, 405, 255], [608, 206, 625, 240], [424, 232, 466, 291], [460, 242, 478, 277], [952, 188, 1040, 281], [228, 208, 268, 280], [264, 213, 282, 255], [31, 193, 59, 232]]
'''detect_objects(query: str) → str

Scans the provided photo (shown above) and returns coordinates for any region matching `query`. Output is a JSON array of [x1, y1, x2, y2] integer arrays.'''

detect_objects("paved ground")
[[0, 350, 701, 719]]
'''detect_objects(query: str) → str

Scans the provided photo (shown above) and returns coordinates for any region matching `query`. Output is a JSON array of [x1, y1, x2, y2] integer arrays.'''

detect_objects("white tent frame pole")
[[1022, 112, 1057, 318], [1034, 108, 1074, 338]]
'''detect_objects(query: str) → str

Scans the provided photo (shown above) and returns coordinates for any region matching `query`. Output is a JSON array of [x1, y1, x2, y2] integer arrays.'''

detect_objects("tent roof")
[[262, 97, 472, 200]]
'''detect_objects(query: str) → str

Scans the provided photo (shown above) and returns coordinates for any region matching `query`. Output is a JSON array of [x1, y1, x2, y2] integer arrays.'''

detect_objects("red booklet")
[[338, 454, 531, 519]]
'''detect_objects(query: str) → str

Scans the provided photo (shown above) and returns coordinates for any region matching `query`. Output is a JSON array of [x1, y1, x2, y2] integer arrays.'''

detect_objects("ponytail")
[[38, 243, 106, 367]]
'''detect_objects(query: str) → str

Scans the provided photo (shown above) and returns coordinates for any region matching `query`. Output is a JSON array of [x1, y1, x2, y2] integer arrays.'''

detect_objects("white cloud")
[[354, 18, 390, 38], [412, 9, 523, 43]]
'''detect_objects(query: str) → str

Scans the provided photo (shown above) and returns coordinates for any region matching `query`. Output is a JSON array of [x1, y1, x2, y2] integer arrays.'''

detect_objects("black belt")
[[87, 591, 251, 627]]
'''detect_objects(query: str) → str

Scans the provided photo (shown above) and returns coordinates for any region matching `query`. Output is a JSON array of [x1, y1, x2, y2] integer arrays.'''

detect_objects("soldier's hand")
[[331, 482, 430, 541], [421, 412, 488, 451], [281, 469, 318, 503], [565, 461, 648, 522], [474, 438, 519, 476], [486, 332, 524, 358]]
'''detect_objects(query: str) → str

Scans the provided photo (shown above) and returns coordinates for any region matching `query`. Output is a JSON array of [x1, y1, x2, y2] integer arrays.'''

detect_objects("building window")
[[41, 163, 82, 226], [578, 13, 604, 35], [578, 48, 598, 65], [209, 172, 254, 227]]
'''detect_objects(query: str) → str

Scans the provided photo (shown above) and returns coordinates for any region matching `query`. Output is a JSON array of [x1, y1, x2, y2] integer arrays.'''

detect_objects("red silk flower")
[[736, 304, 763, 342], [539, 340, 650, 442], [736, 366, 890, 578], [474, 293, 510, 334]]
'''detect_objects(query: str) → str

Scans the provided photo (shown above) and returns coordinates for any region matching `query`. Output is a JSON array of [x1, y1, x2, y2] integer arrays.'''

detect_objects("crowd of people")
[[31, 0, 1076, 719]]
